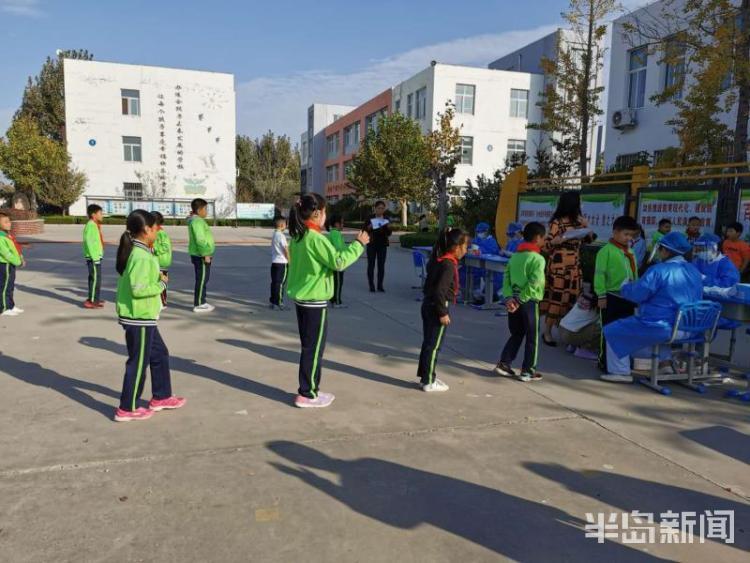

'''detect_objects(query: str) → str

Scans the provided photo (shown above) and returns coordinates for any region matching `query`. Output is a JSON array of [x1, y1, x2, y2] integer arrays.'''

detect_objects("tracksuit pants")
[[1, 263, 16, 313], [367, 245, 387, 290], [191, 255, 211, 307], [119, 324, 172, 411], [417, 304, 447, 385], [295, 303, 328, 398], [86, 259, 102, 303], [500, 300, 540, 372], [270, 263, 288, 306], [331, 271, 344, 305], [598, 295, 635, 371]]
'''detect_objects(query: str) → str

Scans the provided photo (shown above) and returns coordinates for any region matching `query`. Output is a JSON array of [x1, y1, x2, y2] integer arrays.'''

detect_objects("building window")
[[365, 110, 386, 133], [407, 93, 413, 118], [628, 47, 648, 109], [395, 99, 401, 113], [344, 122, 360, 155], [507, 139, 527, 157], [326, 133, 339, 159], [121, 89, 140, 116], [663, 38, 686, 100], [301, 139, 308, 164], [415, 87, 427, 119], [459, 136, 473, 165], [615, 152, 647, 170], [326, 164, 339, 183], [344, 161, 353, 179], [123, 182, 144, 199], [122, 136, 142, 162], [510, 89, 529, 118], [455, 84, 475, 114]]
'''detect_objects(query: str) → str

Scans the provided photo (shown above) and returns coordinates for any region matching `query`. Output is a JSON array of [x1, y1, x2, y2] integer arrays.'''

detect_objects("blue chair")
[[412, 250, 427, 292], [639, 301, 722, 395]]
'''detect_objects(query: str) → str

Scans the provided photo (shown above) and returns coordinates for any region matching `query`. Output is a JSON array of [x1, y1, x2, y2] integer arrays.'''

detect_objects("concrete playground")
[[0, 226, 749, 562]]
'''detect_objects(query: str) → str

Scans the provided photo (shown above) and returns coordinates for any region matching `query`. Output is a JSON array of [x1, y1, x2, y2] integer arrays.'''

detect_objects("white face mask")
[[478, 232, 488, 239], [696, 248, 718, 262]]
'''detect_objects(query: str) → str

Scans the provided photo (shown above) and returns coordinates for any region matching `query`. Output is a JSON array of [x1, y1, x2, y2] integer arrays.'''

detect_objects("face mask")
[[478, 232, 488, 239]]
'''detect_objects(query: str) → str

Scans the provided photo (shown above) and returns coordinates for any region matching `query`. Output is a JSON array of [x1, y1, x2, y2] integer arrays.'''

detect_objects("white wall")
[[64, 59, 236, 216], [604, 0, 739, 167], [392, 64, 544, 188], [306, 103, 354, 195]]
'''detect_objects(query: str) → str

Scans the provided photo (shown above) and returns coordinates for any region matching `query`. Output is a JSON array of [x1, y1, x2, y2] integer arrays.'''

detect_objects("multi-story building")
[[63, 59, 236, 217], [301, 103, 356, 196], [489, 28, 606, 175], [392, 62, 545, 192], [323, 89, 392, 201], [603, 0, 742, 169]]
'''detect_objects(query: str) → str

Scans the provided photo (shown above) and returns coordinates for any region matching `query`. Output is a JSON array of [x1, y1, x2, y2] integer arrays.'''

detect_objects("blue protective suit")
[[694, 255, 740, 289], [471, 234, 503, 297], [603, 256, 703, 358], [632, 237, 647, 269], [505, 237, 522, 254]]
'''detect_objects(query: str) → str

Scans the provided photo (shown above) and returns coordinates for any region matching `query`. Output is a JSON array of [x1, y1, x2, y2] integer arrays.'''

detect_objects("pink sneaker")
[[114, 407, 154, 422], [148, 396, 186, 411], [294, 392, 335, 408]]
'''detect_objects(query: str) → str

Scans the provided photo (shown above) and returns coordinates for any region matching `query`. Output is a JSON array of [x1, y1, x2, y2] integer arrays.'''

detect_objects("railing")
[[85, 195, 217, 221]]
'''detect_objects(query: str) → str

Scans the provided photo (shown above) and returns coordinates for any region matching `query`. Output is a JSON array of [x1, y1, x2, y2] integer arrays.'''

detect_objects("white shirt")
[[271, 230, 288, 264]]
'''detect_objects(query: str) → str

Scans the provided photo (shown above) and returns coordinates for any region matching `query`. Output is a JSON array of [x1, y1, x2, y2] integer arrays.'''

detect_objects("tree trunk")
[[732, 0, 750, 165], [437, 176, 448, 231], [400, 199, 408, 227], [579, 1, 595, 179]]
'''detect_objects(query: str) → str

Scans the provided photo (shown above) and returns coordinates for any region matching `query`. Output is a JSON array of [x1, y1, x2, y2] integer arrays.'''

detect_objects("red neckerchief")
[[517, 242, 541, 253], [304, 220, 322, 233], [436, 253, 460, 302], [8, 232, 22, 256], [609, 238, 637, 277]]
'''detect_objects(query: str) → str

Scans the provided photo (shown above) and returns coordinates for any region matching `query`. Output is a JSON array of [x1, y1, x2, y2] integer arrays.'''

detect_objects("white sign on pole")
[[236, 203, 275, 220]]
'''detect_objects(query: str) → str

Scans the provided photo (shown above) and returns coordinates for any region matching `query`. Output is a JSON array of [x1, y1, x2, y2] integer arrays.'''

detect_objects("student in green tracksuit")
[[326, 215, 347, 307], [0, 212, 24, 316], [494, 222, 547, 382], [114, 209, 185, 422], [82, 204, 105, 309], [188, 198, 216, 313], [152, 211, 172, 307], [593, 215, 640, 376], [287, 193, 370, 408]]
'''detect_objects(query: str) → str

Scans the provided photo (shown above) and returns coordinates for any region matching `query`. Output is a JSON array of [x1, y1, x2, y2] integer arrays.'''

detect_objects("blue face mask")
[[478, 232, 488, 239]]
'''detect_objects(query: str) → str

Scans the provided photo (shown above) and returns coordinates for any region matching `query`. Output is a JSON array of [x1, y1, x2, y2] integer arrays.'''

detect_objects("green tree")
[[625, 0, 750, 164], [0, 116, 68, 207], [426, 102, 462, 229], [530, 1, 614, 177], [234, 132, 299, 207], [37, 164, 87, 215], [15, 49, 94, 142], [348, 112, 432, 224]]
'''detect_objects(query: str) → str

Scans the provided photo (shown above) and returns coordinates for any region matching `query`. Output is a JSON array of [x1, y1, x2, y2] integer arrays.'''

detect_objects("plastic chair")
[[412, 250, 427, 292], [639, 301, 722, 395]]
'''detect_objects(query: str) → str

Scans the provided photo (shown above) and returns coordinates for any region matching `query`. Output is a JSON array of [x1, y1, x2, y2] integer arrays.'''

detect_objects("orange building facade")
[[323, 89, 392, 201]]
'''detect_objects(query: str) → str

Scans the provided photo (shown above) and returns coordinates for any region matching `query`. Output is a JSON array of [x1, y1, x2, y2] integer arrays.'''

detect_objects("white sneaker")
[[422, 379, 449, 392], [1, 309, 20, 316], [11, 307, 24, 314], [193, 303, 215, 313], [600, 374, 633, 383]]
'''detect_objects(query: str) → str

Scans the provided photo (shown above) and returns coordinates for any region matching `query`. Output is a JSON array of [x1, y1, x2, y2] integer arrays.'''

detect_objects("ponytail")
[[116, 209, 156, 275], [432, 227, 468, 258], [288, 193, 327, 241]]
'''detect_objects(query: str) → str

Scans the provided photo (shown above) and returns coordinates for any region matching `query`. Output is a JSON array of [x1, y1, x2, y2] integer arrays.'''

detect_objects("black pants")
[[501, 301, 540, 372], [119, 325, 172, 411], [598, 293, 636, 371], [331, 271, 344, 305], [367, 245, 387, 290], [270, 263, 288, 306], [191, 255, 211, 306], [86, 259, 102, 303], [1, 263, 16, 313], [160, 270, 168, 306], [417, 304, 448, 385], [296, 303, 328, 398]]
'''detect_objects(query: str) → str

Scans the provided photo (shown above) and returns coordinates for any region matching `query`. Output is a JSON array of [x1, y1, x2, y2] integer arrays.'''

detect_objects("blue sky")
[[0, 0, 649, 142]]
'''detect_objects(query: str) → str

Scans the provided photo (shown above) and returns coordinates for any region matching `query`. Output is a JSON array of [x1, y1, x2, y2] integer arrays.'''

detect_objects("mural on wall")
[[184, 176, 207, 195]]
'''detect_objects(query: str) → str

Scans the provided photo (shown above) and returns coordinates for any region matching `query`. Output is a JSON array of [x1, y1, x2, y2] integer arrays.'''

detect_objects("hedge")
[[41, 215, 275, 227], [400, 232, 439, 249]]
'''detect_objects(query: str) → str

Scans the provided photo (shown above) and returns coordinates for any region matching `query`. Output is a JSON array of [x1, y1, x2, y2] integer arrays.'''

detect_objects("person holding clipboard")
[[365, 201, 392, 292]]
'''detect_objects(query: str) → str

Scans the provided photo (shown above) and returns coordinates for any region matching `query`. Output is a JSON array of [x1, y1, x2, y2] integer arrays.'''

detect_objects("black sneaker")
[[518, 370, 543, 382], [493, 362, 515, 377]]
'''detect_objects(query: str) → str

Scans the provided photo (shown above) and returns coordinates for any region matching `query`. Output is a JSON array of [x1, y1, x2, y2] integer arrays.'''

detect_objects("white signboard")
[[738, 189, 750, 242], [637, 190, 718, 240], [236, 203, 275, 220]]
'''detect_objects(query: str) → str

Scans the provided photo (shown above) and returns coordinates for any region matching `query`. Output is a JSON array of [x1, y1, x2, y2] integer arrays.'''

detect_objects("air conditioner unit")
[[612, 109, 637, 130]]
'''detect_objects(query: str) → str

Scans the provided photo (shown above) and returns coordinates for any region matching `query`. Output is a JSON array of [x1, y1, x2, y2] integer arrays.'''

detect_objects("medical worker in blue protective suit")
[[503, 222, 524, 255], [601, 232, 703, 383], [692, 233, 740, 289], [471, 222, 503, 302]]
